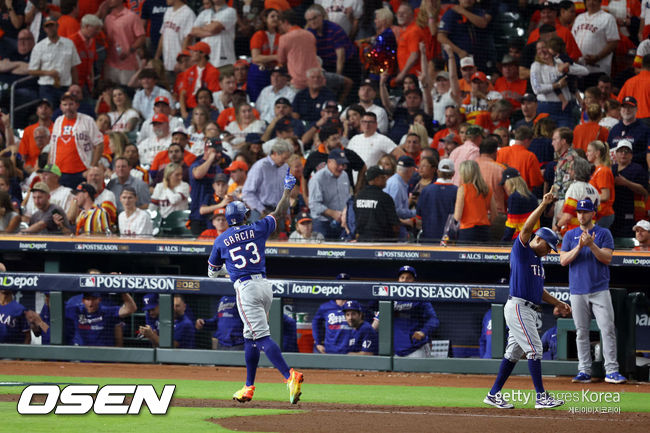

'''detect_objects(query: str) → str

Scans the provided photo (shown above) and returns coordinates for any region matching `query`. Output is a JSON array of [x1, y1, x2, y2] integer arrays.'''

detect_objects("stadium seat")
[[147, 209, 162, 237], [161, 210, 193, 237], [614, 237, 637, 249]]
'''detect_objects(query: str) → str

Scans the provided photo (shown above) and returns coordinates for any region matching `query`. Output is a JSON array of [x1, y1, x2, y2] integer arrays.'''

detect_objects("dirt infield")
[[4, 361, 650, 433]]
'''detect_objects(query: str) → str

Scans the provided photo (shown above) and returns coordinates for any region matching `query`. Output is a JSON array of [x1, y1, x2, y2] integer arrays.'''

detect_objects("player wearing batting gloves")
[[207, 168, 304, 404], [560, 198, 626, 384], [484, 192, 571, 409]]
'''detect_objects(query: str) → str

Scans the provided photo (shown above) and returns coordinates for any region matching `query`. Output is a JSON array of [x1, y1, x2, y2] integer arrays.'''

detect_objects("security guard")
[[353, 166, 400, 241]]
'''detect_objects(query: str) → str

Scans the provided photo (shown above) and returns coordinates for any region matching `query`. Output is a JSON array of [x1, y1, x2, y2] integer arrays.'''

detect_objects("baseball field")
[[1, 360, 649, 432]]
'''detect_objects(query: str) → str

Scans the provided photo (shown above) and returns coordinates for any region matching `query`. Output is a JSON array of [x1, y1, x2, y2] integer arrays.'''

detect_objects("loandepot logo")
[[291, 284, 344, 296], [17, 384, 175, 415], [18, 242, 47, 250], [1, 275, 39, 289]]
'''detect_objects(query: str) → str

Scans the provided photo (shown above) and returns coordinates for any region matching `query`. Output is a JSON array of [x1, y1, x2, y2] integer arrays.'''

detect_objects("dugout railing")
[[0, 272, 645, 379]]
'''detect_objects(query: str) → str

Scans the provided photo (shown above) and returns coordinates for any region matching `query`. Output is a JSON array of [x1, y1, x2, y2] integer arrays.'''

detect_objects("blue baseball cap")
[[336, 273, 351, 280], [576, 198, 595, 212], [535, 227, 559, 252], [342, 300, 362, 312], [142, 293, 159, 311], [398, 265, 417, 278]]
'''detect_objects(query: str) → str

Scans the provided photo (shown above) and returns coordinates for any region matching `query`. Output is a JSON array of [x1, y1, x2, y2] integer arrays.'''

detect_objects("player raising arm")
[[207, 168, 303, 405], [484, 191, 571, 410]]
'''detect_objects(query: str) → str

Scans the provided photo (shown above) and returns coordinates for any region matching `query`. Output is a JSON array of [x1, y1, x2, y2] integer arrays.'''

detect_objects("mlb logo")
[[372, 285, 389, 296], [80, 277, 96, 288], [157, 246, 164, 252]]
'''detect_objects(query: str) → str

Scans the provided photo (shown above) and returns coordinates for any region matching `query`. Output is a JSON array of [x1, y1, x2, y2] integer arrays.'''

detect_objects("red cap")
[[189, 41, 211, 55], [151, 113, 169, 123], [224, 160, 249, 174], [234, 59, 250, 67], [471, 72, 488, 83], [213, 208, 226, 216], [177, 49, 190, 60], [154, 96, 170, 105]]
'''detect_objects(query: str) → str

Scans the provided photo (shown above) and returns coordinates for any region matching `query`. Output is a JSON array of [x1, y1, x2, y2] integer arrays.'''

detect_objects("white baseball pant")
[[504, 298, 543, 361], [234, 275, 272, 340], [570, 290, 619, 375]]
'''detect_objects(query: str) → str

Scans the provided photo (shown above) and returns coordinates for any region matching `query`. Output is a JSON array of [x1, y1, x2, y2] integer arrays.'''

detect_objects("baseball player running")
[[484, 192, 572, 409], [207, 168, 304, 404]]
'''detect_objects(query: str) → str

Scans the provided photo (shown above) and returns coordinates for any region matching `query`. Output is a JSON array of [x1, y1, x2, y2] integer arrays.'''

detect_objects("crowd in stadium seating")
[[0, 0, 648, 245]]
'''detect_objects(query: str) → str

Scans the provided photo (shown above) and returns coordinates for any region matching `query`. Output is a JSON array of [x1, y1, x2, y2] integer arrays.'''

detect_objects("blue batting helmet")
[[225, 201, 249, 226], [398, 265, 417, 279], [535, 227, 559, 252]]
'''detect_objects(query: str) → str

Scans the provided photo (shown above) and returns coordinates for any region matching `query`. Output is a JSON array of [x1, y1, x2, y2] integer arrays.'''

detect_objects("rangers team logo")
[[372, 285, 389, 296], [79, 277, 97, 288]]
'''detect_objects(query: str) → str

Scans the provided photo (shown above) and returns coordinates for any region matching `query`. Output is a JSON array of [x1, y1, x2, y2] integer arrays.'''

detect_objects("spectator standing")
[[454, 160, 496, 243], [513, 93, 541, 130], [392, 266, 439, 358], [560, 197, 627, 384], [241, 140, 291, 223], [341, 79, 389, 134], [69, 14, 103, 95], [611, 141, 649, 237], [437, 0, 489, 71], [449, 125, 483, 185], [394, 3, 424, 83], [156, 0, 195, 77], [587, 140, 616, 228], [617, 54, 650, 120], [104, 0, 146, 85], [277, 9, 321, 90], [108, 87, 141, 134], [247, 8, 281, 102], [384, 155, 417, 239], [49, 92, 104, 188], [501, 168, 540, 242], [28, 17, 81, 106], [572, 0, 620, 88], [118, 186, 154, 235], [606, 96, 650, 171], [179, 42, 221, 119], [417, 158, 458, 242], [305, 5, 360, 81], [347, 112, 401, 167], [497, 126, 544, 191], [308, 149, 351, 240], [315, 0, 362, 37], [18, 99, 53, 173], [573, 104, 610, 151], [551, 127, 581, 218], [189, 0, 236, 68], [557, 158, 603, 235], [353, 166, 399, 242], [132, 69, 174, 120], [528, 2, 582, 62]]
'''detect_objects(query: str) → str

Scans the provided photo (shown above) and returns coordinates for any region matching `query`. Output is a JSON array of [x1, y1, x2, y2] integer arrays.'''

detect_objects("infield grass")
[[1, 374, 648, 412]]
